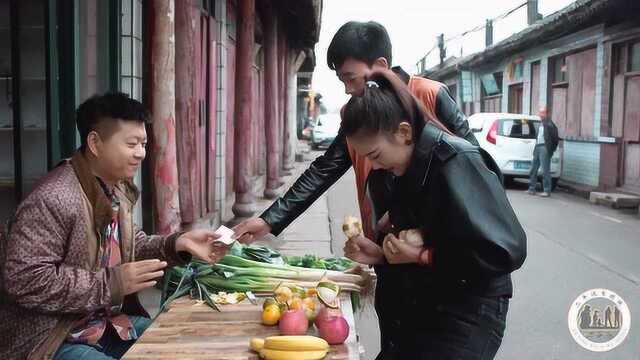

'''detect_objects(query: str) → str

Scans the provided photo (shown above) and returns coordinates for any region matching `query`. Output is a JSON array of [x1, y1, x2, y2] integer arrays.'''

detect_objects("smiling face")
[[347, 122, 414, 176], [86, 118, 147, 182], [336, 57, 388, 96]]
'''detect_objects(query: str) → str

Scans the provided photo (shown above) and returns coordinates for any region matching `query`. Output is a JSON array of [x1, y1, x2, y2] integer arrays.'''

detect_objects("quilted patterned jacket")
[[0, 152, 186, 359]]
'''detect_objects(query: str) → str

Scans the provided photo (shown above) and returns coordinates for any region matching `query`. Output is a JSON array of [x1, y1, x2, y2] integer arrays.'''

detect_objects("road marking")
[[588, 211, 623, 224]]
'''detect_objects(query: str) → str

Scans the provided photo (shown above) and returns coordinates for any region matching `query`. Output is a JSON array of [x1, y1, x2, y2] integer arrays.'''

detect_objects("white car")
[[468, 112, 561, 187], [310, 113, 341, 150]]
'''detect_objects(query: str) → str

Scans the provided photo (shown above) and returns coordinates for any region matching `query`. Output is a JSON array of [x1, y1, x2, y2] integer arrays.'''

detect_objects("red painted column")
[[231, 0, 255, 221], [263, 3, 280, 199], [148, 0, 181, 234], [282, 46, 293, 173], [175, 0, 199, 224], [277, 29, 286, 176]]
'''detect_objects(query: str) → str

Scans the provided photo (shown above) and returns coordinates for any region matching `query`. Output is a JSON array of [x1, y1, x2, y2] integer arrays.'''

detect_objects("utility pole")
[[438, 33, 446, 65], [486, 19, 494, 47]]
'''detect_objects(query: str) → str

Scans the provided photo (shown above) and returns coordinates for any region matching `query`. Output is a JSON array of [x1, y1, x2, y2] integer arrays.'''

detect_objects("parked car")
[[468, 112, 561, 188], [310, 113, 340, 149]]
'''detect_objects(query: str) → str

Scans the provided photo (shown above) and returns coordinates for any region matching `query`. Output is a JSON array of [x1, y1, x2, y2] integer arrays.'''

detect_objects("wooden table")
[[123, 294, 361, 360]]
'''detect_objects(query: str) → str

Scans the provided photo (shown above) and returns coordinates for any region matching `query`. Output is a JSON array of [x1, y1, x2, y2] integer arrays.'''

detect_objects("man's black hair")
[[76, 92, 150, 151], [327, 21, 392, 70]]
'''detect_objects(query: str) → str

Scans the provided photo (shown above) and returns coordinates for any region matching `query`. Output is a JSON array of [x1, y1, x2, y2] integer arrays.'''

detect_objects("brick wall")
[[562, 141, 601, 186]]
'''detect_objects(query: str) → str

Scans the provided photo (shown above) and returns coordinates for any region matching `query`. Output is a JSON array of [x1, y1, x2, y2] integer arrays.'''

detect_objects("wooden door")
[[622, 75, 640, 191], [207, 16, 217, 214], [508, 83, 523, 114], [551, 86, 568, 136], [580, 49, 597, 137]]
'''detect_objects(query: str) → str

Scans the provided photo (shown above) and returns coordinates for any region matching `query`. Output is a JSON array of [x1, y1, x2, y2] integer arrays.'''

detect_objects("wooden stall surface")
[[123, 294, 360, 360]]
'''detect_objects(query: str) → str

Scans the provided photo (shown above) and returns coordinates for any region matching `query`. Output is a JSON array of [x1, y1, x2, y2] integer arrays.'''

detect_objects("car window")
[[498, 119, 538, 139]]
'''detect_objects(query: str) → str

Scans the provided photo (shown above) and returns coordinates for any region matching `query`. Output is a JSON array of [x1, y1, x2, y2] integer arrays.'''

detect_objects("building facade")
[[0, 0, 322, 233], [422, 0, 640, 194]]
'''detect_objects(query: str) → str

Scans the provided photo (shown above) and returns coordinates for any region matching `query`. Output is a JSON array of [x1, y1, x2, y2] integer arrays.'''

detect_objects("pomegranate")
[[278, 309, 309, 335], [318, 316, 349, 345]]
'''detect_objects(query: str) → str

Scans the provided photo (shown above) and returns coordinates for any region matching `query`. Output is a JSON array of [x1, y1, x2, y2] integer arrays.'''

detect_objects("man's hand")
[[119, 259, 168, 296], [232, 217, 272, 244], [343, 234, 384, 265], [176, 229, 229, 263], [382, 233, 421, 264]]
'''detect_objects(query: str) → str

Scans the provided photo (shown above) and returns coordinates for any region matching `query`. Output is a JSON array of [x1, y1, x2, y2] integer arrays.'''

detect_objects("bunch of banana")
[[250, 335, 329, 360]]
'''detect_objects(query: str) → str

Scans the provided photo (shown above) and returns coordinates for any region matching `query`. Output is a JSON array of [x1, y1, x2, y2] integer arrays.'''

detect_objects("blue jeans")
[[54, 316, 151, 360], [529, 145, 551, 193]]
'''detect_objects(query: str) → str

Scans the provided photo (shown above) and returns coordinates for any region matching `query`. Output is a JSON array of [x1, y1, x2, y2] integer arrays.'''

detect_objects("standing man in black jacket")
[[233, 21, 477, 245], [527, 107, 560, 197]]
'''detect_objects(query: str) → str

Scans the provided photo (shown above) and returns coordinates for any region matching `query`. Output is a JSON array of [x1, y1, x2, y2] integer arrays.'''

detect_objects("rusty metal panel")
[[530, 62, 540, 115], [623, 75, 640, 142]]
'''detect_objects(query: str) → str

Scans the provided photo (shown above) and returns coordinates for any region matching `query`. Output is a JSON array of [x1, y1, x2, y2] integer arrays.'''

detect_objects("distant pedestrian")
[[614, 306, 621, 328], [605, 306, 613, 328], [579, 305, 592, 329], [527, 106, 559, 197], [593, 310, 602, 328]]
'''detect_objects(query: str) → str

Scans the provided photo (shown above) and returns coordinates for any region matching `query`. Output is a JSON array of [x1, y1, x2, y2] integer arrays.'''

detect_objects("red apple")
[[278, 309, 309, 335], [314, 306, 343, 329], [318, 316, 349, 345]]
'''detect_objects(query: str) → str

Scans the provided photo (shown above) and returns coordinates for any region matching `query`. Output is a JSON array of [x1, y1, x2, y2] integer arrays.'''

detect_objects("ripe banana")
[[264, 336, 329, 351], [250, 337, 265, 352], [259, 348, 328, 360]]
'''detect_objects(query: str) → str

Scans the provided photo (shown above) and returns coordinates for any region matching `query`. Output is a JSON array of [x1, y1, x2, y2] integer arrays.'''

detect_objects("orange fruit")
[[306, 288, 318, 297], [289, 297, 304, 311], [302, 297, 316, 311], [262, 304, 281, 326]]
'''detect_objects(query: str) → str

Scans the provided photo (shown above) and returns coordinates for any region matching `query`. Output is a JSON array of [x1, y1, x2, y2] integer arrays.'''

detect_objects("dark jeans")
[[375, 288, 509, 360], [529, 145, 551, 193], [54, 316, 151, 360]]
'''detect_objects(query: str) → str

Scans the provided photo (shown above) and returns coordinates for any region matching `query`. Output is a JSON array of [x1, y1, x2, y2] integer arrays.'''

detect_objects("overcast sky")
[[312, 0, 576, 111]]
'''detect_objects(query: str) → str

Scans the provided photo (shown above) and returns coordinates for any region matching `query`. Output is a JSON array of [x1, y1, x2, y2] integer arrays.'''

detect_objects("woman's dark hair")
[[342, 70, 450, 140], [76, 92, 150, 152], [327, 21, 392, 70]]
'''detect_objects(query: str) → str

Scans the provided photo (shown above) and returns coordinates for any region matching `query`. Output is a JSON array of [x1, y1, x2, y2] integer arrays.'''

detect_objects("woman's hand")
[[382, 233, 422, 264], [343, 234, 385, 265]]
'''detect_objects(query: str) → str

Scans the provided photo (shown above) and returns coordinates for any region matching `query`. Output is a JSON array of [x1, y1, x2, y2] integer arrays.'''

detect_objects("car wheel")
[[502, 175, 514, 188]]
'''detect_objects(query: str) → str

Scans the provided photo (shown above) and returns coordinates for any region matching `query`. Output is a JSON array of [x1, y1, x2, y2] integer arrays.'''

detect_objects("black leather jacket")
[[369, 123, 527, 297], [540, 118, 560, 155], [260, 67, 478, 235]]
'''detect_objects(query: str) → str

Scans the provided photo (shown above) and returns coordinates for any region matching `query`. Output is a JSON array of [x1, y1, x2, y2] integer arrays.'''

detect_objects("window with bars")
[[121, 0, 143, 101]]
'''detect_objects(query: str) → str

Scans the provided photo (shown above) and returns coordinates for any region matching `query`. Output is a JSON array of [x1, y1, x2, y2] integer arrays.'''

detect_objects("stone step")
[[589, 192, 640, 209]]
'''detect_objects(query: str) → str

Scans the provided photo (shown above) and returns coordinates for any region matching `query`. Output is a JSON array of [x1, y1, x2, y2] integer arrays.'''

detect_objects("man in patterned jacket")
[[0, 93, 229, 359]]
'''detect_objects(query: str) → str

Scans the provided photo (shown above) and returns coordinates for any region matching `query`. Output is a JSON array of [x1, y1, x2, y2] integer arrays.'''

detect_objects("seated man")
[[0, 93, 228, 360]]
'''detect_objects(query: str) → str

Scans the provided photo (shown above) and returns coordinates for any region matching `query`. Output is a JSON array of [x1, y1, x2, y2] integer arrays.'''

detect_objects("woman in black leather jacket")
[[341, 70, 527, 360]]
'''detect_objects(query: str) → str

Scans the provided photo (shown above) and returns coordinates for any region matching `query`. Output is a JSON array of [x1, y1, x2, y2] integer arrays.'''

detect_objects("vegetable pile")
[[160, 243, 363, 312]]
